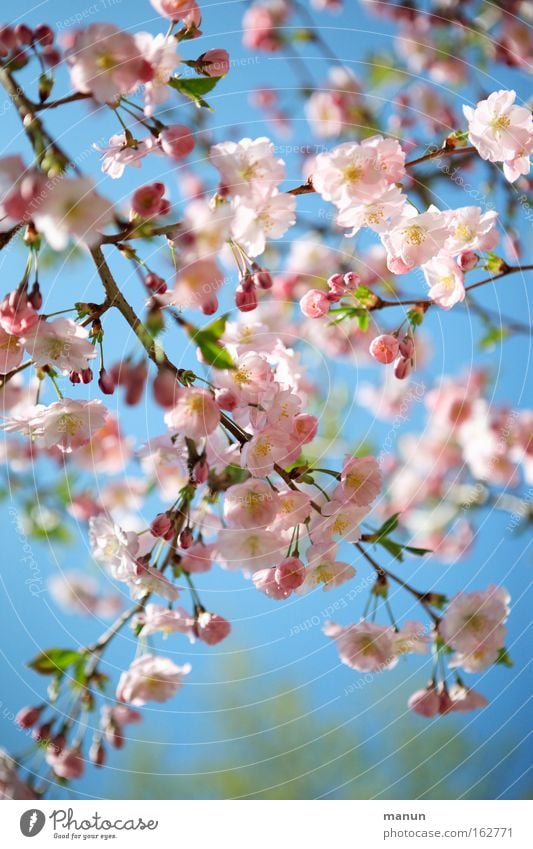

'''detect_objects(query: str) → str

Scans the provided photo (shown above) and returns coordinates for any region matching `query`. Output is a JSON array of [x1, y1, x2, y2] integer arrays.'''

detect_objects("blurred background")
[[0, 0, 531, 799]]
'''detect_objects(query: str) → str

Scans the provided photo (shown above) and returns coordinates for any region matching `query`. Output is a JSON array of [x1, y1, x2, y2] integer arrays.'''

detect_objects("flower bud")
[[98, 368, 115, 395], [34, 24, 54, 46], [153, 368, 179, 408], [160, 125, 195, 160], [145, 272, 167, 294], [193, 459, 209, 484], [80, 367, 93, 384], [198, 48, 230, 77], [394, 357, 411, 380], [458, 250, 478, 272], [275, 557, 305, 591], [300, 288, 330, 319], [369, 334, 399, 365], [89, 739, 106, 767], [235, 285, 257, 312], [196, 611, 231, 645], [179, 527, 193, 549], [150, 512, 173, 538], [16, 705, 43, 729]]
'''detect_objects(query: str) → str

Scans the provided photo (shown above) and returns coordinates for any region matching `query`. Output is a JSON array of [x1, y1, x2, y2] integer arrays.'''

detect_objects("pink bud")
[[394, 357, 411, 380], [80, 367, 93, 384], [34, 24, 54, 46], [14, 24, 33, 46], [153, 368, 179, 408], [150, 512, 173, 538], [196, 612, 231, 645], [124, 360, 148, 406], [69, 370, 81, 384], [254, 270, 273, 290], [132, 183, 165, 218], [293, 413, 318, 445], [458, 250, 478, 272], [16, 705, 43, 729], [89, 740, 106, 767], [29, 282, 42, 310], [42, 46, 60, 66], [98, 368, 115, 395], [252, 568, 290, 600], [198, 48, 230, 77], [408, 686, 440, 717], [0, 26, 17, 51], [179, 527, 193, 549], [160, 125, 195, 160], [145, 272, 167, 294], [343, 271, 360, 290], [235, 285, 257, 312], [215, 388, 238, 411], [32, 721, 53, 743], [327, 273, 344, 290], [274, 557, 305, 591], [369, 334, 399, 364], [201, 296, 218, 315], [300, 288, 330, 319], [398, 334, 414, 359]]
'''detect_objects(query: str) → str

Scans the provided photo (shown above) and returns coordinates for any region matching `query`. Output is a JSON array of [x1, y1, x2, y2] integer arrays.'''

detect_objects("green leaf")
[[189, 320, 235, 369], [403, 545, 432, 557], [376, 537, 405, 562], [479, 325, 508, 350], [169, 75, 222, 108], [28, 648, 83, 676], [375, 512, 401, 540]]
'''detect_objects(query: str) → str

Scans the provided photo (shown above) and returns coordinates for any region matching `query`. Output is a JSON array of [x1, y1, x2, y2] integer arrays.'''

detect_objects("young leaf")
[[28, 648, 83, 676], [169, 76, 222, 109], [188, 321, 235, 369]]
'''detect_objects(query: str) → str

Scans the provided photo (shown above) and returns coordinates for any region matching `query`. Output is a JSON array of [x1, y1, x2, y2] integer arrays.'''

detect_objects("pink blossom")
[[381, 205, 450, 272], [231, 192, 296, 256], [448, 684, 489, 712], [170, 258, 224, 312], [338, 455, 382, 506], [422, 254, 465, 310], [298, 543, 356, 593], [164, 388, 220, 439], [23, 317, 95, 373], [337, 185, 407, 236], [240, 427, 290, 476], [150, 0, 201, 26], [463, 90, 533, 180], [275, 556, 306, 591], [89, 514, 140, 582], [324, 619, 397, 672], [46, 747, 84, 780], [131, 182, 166, 218], [196, 611, 231, 644], [66, 23, 153, 104], [100, 705, 141, 749], [253, 566, 291, 599], [116, 654, 191, 705], [314, 500, 367, 542], [95, 133, 160, 180], [214, 528, 285, 573], [137, 603, 194, 637], [6, 398, 107, 453], [0, 289, 39, 336], [440, 584, 510, 659], [33, 177, 114, 250], [271, 490, 312, 530], [369, 334, 399, 364], [217, 352, 274, 404], [224, 479, 280, 529], [209, 137, 285, 199], [444, 207, 499, 255], [128, 567, 180, 602], [300, 288, 330, 319], [407, 685, 440, 717], [178, 541, 213, 573], [0, 328, 23, 374], [159, 125, 195, 160], [134, 32, 181, 117]]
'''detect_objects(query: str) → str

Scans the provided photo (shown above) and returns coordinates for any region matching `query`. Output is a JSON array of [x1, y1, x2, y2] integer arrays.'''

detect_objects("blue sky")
[[0, 0, 531, 799]]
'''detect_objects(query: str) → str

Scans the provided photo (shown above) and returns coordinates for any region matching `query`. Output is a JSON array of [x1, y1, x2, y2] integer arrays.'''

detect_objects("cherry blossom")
[[23, 318, 95, 373], [209, 137, 285, 199], [116, 654, 191, 705], [463, 90, 533, 182]]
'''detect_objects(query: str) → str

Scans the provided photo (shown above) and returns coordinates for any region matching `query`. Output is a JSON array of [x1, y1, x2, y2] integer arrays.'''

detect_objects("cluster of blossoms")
[[0, 0, 530, 801]]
